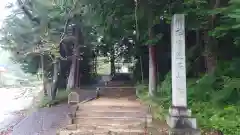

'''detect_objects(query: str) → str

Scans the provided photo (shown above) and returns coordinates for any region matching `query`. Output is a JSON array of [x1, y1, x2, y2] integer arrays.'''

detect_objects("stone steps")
[[76, 111, 148, 117], [65, 123, 145, 130], [73, 117, 146, 125], [59, 125, 146, 135], [63, 125, 145, 132], [78, 105, 147, 112], [82, 99, 143, 106], [59, 122, 146, 135], [58, 84, 152, 135], [58, 130, 145, 135]]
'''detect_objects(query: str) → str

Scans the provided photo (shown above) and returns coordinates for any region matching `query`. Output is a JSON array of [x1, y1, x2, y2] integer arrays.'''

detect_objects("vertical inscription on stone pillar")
[[171, 14, 187, 107]]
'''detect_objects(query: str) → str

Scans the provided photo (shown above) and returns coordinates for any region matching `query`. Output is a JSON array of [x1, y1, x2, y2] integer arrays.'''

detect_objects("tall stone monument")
[[166, 14, 200, 135]]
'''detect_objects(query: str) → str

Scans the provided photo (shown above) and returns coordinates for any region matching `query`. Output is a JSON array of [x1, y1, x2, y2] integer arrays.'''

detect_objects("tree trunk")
[[110, 48, 115, 76], [73, 23, 81, 88], [204, 0, 220, 73], [43, 74, 49, 94], [140, 56, 144, 84], [67, 57, 76, 90], [67, 23, 80, 89], [75, 47, 80, 88], [148, 45, 157, 96], [51, 61, 59, 100], [204, 33, 217, 74], [41, 55, 47, 96], [148, 11, 157, 96]]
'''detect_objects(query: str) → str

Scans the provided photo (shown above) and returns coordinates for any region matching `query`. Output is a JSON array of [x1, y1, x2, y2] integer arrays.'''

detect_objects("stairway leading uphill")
[[57, 82, 152, 135]]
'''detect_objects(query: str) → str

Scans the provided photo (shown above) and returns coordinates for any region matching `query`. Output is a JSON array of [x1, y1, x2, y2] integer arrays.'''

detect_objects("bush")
[[137, 70, 240, 135]]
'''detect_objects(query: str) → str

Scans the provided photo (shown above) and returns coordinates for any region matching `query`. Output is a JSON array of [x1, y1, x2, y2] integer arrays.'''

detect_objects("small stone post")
[[166, 14, 200, 135], [68, 92, 80, 104]]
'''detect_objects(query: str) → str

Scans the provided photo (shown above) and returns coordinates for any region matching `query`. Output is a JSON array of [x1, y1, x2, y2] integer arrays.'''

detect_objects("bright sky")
[[0, 0, 15, 27]]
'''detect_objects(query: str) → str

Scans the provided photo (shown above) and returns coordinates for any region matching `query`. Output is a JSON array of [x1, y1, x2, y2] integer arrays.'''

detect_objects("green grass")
[[136, 84, 169, 121], [38, 90, 70, 108]]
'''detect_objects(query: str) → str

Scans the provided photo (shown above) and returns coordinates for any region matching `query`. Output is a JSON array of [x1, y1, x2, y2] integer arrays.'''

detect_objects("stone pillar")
[[166, 14, 200, 135]]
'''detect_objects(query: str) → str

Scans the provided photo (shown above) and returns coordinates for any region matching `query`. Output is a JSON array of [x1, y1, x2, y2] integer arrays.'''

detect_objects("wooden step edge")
[[73, 117, 147, 121], [77, 105, 148, 109], [109, 128, 145, 133], [76, 109, 147, 113], [57, 129, 109, 135], [64, 124, 146, 130], [76, 110, 149, 113], [74, 116, 152, 119], [58, 127, 145, 134], [65, 123, 145, 130], [65, 122, 145, 130], [75, 113, 149, 118], [70, 113, 152, 123]]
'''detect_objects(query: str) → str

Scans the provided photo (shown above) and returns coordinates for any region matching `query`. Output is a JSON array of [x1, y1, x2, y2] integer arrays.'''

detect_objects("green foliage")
[[138, 60, 240, 134], [38, 90, 70, 108], [145, 33, 163, 46], [20, 56, 40, 74], [1, 0, 240, 133]]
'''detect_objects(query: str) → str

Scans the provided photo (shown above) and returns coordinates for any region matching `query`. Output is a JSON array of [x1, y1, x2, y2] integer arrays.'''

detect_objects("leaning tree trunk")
[[67, 56, 76, 90], [51, 61, 59, 100]]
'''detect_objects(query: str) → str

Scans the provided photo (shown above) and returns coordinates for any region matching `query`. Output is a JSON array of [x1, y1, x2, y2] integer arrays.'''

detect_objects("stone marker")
[[96, 87, 100, 98], [68, 91, 80, 104], [166, 14, 200, 135]]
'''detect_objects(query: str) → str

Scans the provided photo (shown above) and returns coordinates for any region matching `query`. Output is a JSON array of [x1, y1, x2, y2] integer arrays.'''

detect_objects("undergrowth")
[[38, 90, 70, 108], [137, 61, 240, 135]]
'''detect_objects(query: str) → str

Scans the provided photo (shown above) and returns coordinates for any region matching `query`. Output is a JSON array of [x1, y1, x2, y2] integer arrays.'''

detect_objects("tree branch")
[[17, 0, 40, 24]]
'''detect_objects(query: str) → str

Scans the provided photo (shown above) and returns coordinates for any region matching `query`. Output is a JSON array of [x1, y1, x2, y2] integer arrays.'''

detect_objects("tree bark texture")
[[148, 45, 157, 97], [51, 61, 59, 100], [40, 55, 48, 96], [204, 0, 220, 73], [75, 49, 80, 88], [67, 57, 76, 90], [110, 48, 115, 76]]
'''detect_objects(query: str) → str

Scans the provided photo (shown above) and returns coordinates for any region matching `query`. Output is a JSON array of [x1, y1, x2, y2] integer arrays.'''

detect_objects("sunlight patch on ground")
[[97, 57, 110, 75]]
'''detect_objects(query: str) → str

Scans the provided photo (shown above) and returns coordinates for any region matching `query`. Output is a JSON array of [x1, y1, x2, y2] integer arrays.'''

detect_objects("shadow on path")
[[12, 104, 70, 135]]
